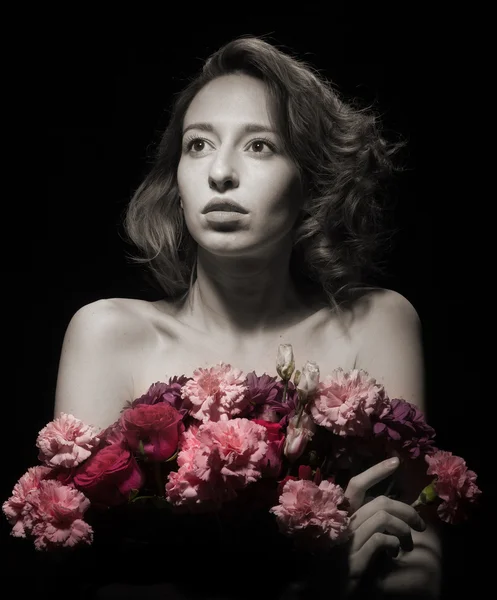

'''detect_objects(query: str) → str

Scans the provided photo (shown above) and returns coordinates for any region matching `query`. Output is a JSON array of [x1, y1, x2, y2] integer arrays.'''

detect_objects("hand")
[[343, 457, 427, 595]]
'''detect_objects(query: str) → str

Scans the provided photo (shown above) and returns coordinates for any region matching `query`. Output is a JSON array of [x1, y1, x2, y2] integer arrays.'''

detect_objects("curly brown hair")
[[122, 35, 404, 310]]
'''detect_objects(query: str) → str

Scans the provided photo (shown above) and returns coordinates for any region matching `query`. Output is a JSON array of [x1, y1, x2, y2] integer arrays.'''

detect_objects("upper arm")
[[54, 299, 139, 431], [354, 289, 426, 412], [353, 291, 438, 511]]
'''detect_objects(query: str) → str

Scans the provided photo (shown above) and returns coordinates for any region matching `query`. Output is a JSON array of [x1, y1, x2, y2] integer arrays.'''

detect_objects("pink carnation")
[[24, 479, 93, 550], [2, 466, 53, 538], [425, 450, 482, 524], [270, 478, 350, 551], [36, 413, 101, 468], [175, 426, 202, 468], [252, 419, 286, 477], [166, 466, 234, 512], [198, 418, 268, 486], [309, 368, 389, 437], [166, 418, 268, 510], [181, 363, 250, 423]]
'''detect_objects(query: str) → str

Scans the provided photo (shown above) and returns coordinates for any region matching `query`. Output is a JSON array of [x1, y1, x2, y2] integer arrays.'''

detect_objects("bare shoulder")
[[54, 298, 158, 430], [66, 297, 145, 340], [65, 297, 178, 343], [347, 286, 421, 337], [347, 287, 425, 408]]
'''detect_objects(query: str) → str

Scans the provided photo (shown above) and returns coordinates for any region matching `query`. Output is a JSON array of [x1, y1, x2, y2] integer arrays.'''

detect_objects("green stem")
[[130, 494, 157, 503], [282, 379, 288, 404], [295, 400, 305, 427]]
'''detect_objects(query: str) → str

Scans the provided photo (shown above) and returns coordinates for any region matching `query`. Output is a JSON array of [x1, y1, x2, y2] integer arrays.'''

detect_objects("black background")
[[9, 22, 488, 597]]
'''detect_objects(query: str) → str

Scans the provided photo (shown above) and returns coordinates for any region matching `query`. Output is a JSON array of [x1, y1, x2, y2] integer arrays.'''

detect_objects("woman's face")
[[177, 74, 303, 258]]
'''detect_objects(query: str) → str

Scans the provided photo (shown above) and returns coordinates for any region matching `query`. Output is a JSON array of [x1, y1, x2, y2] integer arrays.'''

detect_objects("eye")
[[247, 138, 277, 153], [183, 136, 210, 153], [182, 135, 277, 155]]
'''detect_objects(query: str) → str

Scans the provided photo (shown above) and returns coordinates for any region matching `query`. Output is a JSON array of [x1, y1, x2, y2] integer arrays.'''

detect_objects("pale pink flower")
[[283, 412, 316, 462], [310, 368, 390, 436], [166, 465, 235, 512], [166, 426, 214, 508], [25, 479, 93, 549], [2, 466, 53, 538], [199, 418, 268, 486], [33, 518, 93, 550], [270, 478, 350, 551], [166, 418, 268, 509], [181, 363, 250, 423], [425, 450, 482, 524], [36, 413, 101, 468], [175, 425, 202, 470]]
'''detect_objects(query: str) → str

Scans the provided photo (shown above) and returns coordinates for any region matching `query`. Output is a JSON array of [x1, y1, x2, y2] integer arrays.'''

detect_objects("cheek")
[[261, 173, 303, 218], [176, 161, 189, 195], [177, 157, 200, 189]]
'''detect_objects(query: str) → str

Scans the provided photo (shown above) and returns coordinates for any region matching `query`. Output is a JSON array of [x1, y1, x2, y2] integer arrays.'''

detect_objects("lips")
[[202, 198, 248, 214]]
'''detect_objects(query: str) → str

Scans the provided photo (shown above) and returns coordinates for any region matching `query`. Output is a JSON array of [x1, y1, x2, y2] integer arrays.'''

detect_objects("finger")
[[349, 495, 427, 533], [349, 532, 400, 579], [345, 457, 400, 513], [350, 510, 414, 554]]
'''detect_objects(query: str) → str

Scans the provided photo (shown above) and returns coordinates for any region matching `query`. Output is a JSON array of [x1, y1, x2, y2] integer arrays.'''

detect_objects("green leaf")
[[412, 480, 439, 508], [165, 450, 179, 463], [420, 481, 438, 504]]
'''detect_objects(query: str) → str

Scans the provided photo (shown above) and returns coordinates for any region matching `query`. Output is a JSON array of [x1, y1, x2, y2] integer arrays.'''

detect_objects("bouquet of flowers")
[[3, 344, 481, 553]]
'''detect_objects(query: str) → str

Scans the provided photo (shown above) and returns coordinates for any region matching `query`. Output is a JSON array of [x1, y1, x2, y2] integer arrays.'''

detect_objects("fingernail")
[[387, 457, 399, 467], [417, 518, 427, 531]]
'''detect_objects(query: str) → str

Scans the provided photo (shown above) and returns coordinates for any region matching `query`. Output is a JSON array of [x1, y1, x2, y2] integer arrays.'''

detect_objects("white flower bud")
[[276, 344, 295, 381], [297, 361, 320, 397]]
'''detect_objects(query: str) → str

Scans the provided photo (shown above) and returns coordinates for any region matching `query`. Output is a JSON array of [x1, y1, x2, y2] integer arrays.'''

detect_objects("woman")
[[54, 36, 440, 598]]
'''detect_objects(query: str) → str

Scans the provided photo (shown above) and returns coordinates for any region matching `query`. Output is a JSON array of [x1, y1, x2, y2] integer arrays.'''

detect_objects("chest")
[[130, 313, 358, 400]]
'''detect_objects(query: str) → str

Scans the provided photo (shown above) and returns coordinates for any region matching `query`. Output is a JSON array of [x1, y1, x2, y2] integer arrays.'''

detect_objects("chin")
[[196, 236, 267, 259]]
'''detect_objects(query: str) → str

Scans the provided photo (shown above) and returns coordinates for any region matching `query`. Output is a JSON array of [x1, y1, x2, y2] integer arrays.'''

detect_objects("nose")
[[208, 149, 239, 192]]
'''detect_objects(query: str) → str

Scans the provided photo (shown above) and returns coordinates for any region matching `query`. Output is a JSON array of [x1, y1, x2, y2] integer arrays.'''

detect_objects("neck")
[[180, 246, 316, 340]]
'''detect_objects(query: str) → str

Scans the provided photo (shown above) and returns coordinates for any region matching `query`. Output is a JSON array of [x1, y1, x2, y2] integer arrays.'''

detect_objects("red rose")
[[252, 419, 286, 478], [73, 443, 144, 507], [120, 403, 185, 461]]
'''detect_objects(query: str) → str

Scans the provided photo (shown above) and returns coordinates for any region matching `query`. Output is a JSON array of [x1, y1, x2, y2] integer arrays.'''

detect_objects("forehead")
[[184, 74, 274, 128]]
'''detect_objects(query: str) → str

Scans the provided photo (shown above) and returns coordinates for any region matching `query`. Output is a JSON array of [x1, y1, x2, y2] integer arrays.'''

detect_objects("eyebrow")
[[182, 122, 277, 136]]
